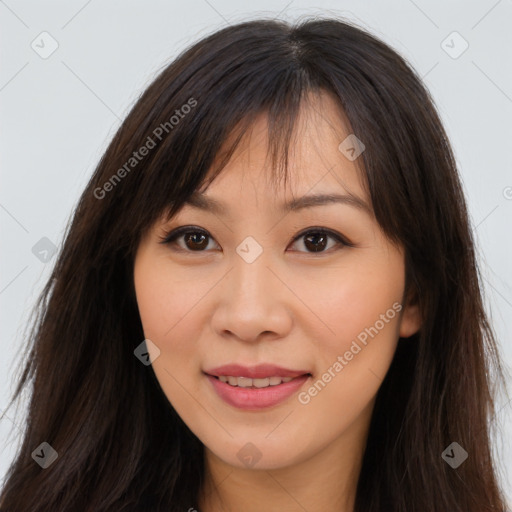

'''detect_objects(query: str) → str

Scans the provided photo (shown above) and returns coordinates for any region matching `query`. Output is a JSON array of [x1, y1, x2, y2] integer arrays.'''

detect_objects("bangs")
[[157, 73, 325, 226], [161, 86, 360, 224]]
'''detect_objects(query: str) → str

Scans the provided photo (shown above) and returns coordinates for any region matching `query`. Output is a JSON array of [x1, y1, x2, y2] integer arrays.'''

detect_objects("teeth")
[[216, 375, 296, 388]]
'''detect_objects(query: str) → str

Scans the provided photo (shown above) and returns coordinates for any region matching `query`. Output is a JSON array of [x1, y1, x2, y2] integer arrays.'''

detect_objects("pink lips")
[[204, 363, 311, 410]]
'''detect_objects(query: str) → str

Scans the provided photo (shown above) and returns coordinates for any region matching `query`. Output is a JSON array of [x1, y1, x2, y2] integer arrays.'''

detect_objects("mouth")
[[203, 367, 312, 410], [207, 374, 312, 389], [203, 363, 312, 380]]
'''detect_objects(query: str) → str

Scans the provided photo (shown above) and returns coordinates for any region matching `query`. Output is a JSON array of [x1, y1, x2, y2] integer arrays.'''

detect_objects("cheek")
[[134, 250, 197, 339], [134, 262, 174, 341], [294, 269, 403, 432], [133, 253, 208, 414], [299, 251, 405, 375]]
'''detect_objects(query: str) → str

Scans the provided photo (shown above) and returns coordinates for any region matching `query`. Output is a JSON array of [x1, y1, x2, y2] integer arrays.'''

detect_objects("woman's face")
[[133, 92, 421, 471]]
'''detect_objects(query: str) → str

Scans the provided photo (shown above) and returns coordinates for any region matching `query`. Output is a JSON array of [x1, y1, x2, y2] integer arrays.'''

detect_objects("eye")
[[289, 227, 352, 253], [159, 226, 218, 252], [158, 225, 352, 254]]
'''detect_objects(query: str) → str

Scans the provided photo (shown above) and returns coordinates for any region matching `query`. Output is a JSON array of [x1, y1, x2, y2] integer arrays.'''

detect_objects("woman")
[[0, 16, 509, 512]]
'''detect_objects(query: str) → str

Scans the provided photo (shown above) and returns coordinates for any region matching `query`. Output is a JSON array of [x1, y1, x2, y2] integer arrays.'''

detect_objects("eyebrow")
[[184, 191, 372, 216]]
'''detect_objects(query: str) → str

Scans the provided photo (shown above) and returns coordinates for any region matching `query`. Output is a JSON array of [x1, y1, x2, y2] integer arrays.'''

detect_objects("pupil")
[[305, 233, 326, 252], [186, 232, 208, 250]]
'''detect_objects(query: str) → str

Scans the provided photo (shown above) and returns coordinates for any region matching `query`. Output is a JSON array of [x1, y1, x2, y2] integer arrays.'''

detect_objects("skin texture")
[[133, 91, 422, 512]]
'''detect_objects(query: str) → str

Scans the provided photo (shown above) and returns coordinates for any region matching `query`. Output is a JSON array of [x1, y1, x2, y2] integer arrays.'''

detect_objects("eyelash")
[[158, 225, 353, 255]]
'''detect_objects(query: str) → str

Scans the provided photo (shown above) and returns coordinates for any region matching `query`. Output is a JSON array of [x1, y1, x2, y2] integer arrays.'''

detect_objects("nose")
[[210, 248, 293, 344]]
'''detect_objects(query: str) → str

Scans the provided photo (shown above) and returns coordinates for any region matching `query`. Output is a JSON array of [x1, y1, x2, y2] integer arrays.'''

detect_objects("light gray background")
[[1, 0, 511, 505]]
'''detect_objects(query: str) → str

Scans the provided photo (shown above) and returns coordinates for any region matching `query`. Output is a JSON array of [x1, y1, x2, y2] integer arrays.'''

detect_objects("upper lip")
[[204, 364, 311, 379]]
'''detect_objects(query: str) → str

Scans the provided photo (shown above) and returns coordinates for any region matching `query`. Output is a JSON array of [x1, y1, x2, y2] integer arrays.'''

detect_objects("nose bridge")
[[211, 236, 291, 341], [230, 236, 276, 306]]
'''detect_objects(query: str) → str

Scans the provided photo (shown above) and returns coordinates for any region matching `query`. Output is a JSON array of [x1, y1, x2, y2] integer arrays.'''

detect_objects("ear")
[[399, 287, 422, 338]]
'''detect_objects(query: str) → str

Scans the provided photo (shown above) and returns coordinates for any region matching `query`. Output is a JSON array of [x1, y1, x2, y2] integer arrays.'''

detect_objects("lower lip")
[[205, 373, 311, 410]]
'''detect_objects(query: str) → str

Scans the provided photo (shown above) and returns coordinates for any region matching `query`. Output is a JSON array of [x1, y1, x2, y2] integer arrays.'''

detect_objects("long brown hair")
[[1, 16, 509, 512]]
